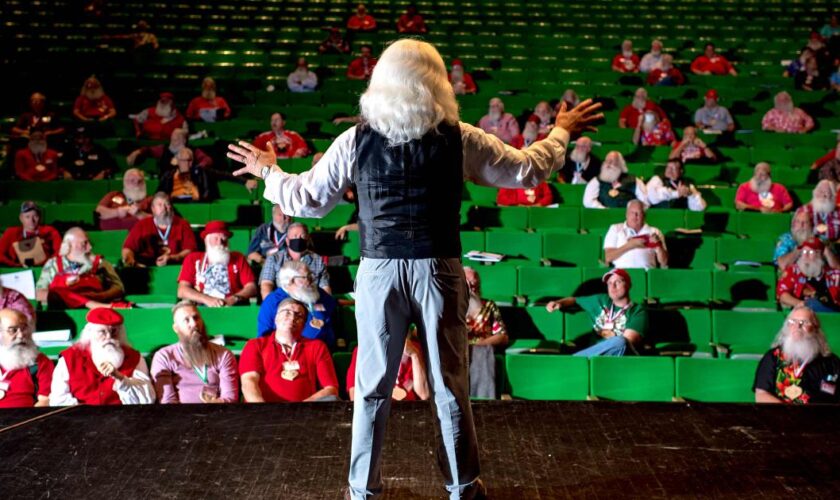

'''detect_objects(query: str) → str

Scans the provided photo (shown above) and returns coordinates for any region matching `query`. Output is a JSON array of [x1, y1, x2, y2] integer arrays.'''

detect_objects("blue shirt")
[[247, 222, 287, 257], [257, 287, 338, 348], [773, 232, 797, 265]]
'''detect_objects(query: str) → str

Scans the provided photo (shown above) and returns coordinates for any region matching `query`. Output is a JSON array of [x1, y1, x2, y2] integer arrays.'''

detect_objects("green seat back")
[[590, 356, 675, 402], [676, 358, 759, 402], [713, 310, 785, 355], [517, 267, 581, 304], [542, 232, 601, 267], [506, 354, 589, 400], [647, 268, 712, 305]]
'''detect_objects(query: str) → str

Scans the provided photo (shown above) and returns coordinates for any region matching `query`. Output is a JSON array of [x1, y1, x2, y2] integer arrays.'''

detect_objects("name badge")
[[821, 380, 836, 395], [313, 304, 326, 312], [0, 381, 10, 391]]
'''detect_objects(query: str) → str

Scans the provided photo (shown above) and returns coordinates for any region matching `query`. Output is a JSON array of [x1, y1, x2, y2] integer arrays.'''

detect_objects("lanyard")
[[156, 223, 172, 246], [271, 225, 285, 247], [602, 303, 631, 323], [793, 361, 808, 379], [178, 346, 208, 383], [281, 341, 298, 362]]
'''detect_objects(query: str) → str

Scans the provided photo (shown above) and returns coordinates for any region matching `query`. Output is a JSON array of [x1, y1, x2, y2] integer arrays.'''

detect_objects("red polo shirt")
[[123, 216, 197, 265], [239, 336, 337, 402], [0, 354, 54, 408], [691, 55, 734, 75], [253, 131, 309, 159], [0, 225, 62, 267], [14, 148, 62, 181], [177, 251, 255, 298], [346, 344, 420, 401], [619, 101, 668, 128]]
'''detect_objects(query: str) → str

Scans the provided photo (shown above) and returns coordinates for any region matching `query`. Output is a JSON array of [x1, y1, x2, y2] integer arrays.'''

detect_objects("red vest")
[[49, 255, 104, 293], [61, 344, 141, 405]]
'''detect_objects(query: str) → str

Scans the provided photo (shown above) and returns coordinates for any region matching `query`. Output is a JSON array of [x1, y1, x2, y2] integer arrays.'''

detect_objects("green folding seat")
[[664, 234, 717, 269], [472, 265, 518, 305], [580, 208, 626, 233], [506, 354, 589, 400], [648, 308, 713, 357], [553, 183, 585, 206], [696, 187, 737, 209], [207, 203, 242, 224], [460, 231, 485, 253], [736, 212, 792, 238], [517, 266, 581, 304], [590, 356, 674, 402], [713, 268, 778, 310], [43, 203, 96, 226], [716, 237, 776, 266], [541, 231, 601, 267], [120, 308, 179, 354], [201, 305, 260, 341], [148, 265, 184, 297], [3, 181, 60, 203], [228, 228, 250, 255], [676, 358, 760, 402], [683, 164, 724, 184], [647, 268, 712, 305], [713, 310, 785, 357], [769, 167, 811, 187], [685, 207, 738, 235], [644, 209, 687, 234], [485, 230, 541, 262], [217, 181, 255, 201], [58, 181, 112, 203], [468, 206, 529, 230], [88, 230, 128, 264], [563, 310, 598, 349], [303, 203, 356, 231], [528, 207, 580, 231], [175, 204, 211, 225]]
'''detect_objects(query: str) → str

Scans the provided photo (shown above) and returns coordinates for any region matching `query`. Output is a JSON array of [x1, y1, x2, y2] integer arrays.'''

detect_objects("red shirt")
[[347, 57, 378, 79], [122, 216, 197, 265], [347, 14, 376, 30], [185, 96, 232, 121], [177, 251, 255, 298], [73, 95, 116, 119], [647, 68, 685, 85], [639, 123, 676, 146], [735, 182, 793, 211], [346, 344, 420, 401], [253, 130, 309, 159], [619, 101, 667, 128], [61, 344, 141, 405], [691, 55, 734, 75], [397, 14, 427, 33], [814, 149, 837, 170], [797, 204, 840, 241], [496, 183, 554, 207], [0, 354, 54, 408], [97, 190, 152, 231], [777, 264, 840, 305], [449, 72, 477, 93], [0, 225, 62, 267], [509, 132, 547, 150], [239, 336, 337, 402], [612, 53, 640, 72], [136, 107, 186, 140], [14, 148, 61, 181]]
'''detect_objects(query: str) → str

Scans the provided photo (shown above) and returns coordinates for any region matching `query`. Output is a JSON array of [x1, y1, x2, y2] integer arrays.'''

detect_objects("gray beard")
[[154, 214, 173, 227], [570, 148, 589, 164], [0, 341, 39, 371], [467, 292, 483, 319], [599, 166, 622, 184], [288, 285, 320, 305], [201, 89, 216, 100], [155, 103, 174, 118], [30, 144, 47, 155], [799, 259, 824, 279], [792, 227, 812, 245], [487, 110, 501, 121], [782, 334, 821, 366], [84, 88, 104, 100], [179, 331, 211, 369], [91, 341, 125, 369], [751, 179, 772, 194], [813, 198, 835, 216], [124, 186, 147, 202], [206, 245, 230, 265]]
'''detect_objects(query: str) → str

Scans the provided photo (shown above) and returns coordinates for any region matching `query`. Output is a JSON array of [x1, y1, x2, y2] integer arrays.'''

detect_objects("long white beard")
[[523, 128, 538, 142], [30, 143, 47, 155], [782, 334, 821, 366], [84, 88, 104, 100], [570, 148, 588, 164], [751, 178, 772, 194], [599, 166, 622, 184], [206, 245, 230, 265], [124, 185, 147, 202], [488, 110, 501, 121], [0, 340, 39, 371], [813, 198, 835, 216], [91, 341, 125, 369], [155, 102, 174, 118], [154, 214, 173, 227], [799, 259, 824, 279], [288, 284, 320, 305]]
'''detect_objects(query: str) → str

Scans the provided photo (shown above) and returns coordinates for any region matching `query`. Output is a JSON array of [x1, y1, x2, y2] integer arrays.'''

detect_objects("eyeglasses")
[[787, 318, 815, 329], [293, 274, 314, 283], [3, 326, 28, 335]]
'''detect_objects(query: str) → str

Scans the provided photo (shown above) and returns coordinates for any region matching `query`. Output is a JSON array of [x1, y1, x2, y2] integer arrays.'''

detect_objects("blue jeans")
[[574, 335, 628, 357], [805, 298, 840, 313]]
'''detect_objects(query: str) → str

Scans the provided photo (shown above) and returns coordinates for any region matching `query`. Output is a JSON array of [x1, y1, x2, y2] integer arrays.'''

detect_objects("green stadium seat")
[[528, 207, 580, 231], [665, 234, 716, 269], [472, 265, 518, 305], [580, 208, 626, 233], [460, 231, 485, 253], [506, 354, 589, 400], [736, 212, 792, 238], [716, 237, 775, 266], [485, 230, 542, 261], [590, 356, 674, 402], [713, 310, 785, 357], [88, 230, 128, 263], [43, 203, 96, 226], [542, 232, 601, 267], [553, 183, 585, 206], [464, 183, 499, 206], [676, 358, 759, 402], [712, 268, 778, 309], [517, 267, 581, 304], [175, 204, 212, 225], [645, 209, 687, 234], [468, 206, 529, 229], [647, 268, 712, 305], [648, 308, 714, 357]]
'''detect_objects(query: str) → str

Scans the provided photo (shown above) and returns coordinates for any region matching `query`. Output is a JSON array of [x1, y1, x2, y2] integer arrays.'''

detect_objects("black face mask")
[[288, 238, 307, 252]]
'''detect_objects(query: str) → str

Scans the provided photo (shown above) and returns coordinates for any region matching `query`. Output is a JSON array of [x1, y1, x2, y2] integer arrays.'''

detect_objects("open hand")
[[227, 141, 277, 177]]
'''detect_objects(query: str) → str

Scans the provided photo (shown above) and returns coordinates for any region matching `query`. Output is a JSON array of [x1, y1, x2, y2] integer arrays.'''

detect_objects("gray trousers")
[[348, 258, 481, 499]]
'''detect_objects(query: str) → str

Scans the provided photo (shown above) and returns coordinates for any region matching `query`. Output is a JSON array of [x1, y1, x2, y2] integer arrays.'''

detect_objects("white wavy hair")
[[78, 322, 129, 346], [359, 39, 460, 146]]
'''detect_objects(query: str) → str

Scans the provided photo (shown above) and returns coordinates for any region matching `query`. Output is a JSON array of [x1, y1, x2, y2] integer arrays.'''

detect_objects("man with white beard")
[[448, 59, 477, 95], [639, 39, 664, 73], [559, 136, 601, 184], [583, 151, 647, 209], [646, 159, 707, 211], [151, 301, 239, 403], [96, 168, 153, 230], [753, 304, 840, 404], [35, 227, 126, 309], [14, 131, 63, 181], [509, 116, 546, 150], [287, 57, 319, 93], [611, 39, 640, 73], [133, 92, 187, 141], [50, 308, 155, 406], [531, 101, 555, 136], [186, 77, 232, 122], [0, 309, 54, 408], [257, 261, 337, 349], [618, 87, 667, 128], [777, 238, 840, 312], [799, 180, 840, 241], [177, 221, 257, 307], [761, 91, 814, 134], [735, 162, 794, 213], [126, 128, 214, 173], [122, 192, 197, 267], [477, 97, 520, 144], [775, 209, 817, 269], [72, 75, 117, 122]]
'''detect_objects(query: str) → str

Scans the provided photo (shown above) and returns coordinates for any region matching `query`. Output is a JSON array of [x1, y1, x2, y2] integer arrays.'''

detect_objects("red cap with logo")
[[602, 268, 632, 288]]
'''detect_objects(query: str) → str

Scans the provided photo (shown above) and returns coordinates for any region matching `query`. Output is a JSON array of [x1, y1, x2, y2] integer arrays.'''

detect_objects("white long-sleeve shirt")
[[645, 175, 707, 211], [583, 176, 648, 209], [49, 355, 156, 406], [262, 122, 570, 218]]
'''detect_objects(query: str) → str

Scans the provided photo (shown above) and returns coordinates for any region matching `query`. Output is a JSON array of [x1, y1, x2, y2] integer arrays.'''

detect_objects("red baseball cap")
[[602, 268, 632, 288], [705, 89, 718, 99], [798, 237, 825, 253], [86, 307, 124, 326], [200, 220, 232, 240]]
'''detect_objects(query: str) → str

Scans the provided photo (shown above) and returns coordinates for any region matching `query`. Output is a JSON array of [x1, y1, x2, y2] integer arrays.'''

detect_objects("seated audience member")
[[646, 160, 707, 211], [127, 128, 213, 174], [50, 308, 154, 406], [185, 77, 231, 122], [510, 116, 547, 149], [754, 304, 840, 404], [560, 89, 581, 109], [670, 126, 716, 164], [347, 332, 428, 401], [795, 57, 830, 91], [133, 92, 186, 141], [287, 58, 318, 93], [632, 110, 675, 146], [257, 261, 337, 347], [816, 142, 840, 183], [646, 54, 684, 86], [35, 228, 126, 310], [560, 136, 601, 184], [253, 113, 310, 159], [478, 98, 520, 144], [15, 132, 63, 182], [259, 223, 330, 298], [61, 126, 115, 180], [799, 180, 840, 242], [775, 209, 815, 269], [449, 59, 477, 95], [11, 92, 65, 140], [318, 27, 350, 55], [0, 309, 53, 408], [803, 30, 833, 69], [72, 75, 117, 123], [784, 47, 814, 78], [151, 301, 239, 404], [546, 269, 646, 356], [0, 287, 36, 324], [464, 267, 508, 398], [690, 43, 738, 76], [583, 151, 647, 209], [762, 92, 815, 133], [347, 45, 377, 81], [240, 298, 338, 402], [158, 148, 215, 202], [821, 13, 840, 39], [347, 4, 377, 31], [531, 101, 555, 136], [396, 5, 427, 34], [831, 68, 840, 92], [177, 221, 257, 307], [735, 162, 794, 213], [496, 182, 553, 207], [611, 39, 640, 73], [618, 88, 667, 128], [604, 200, 668, 269], [694, 89, 735, 132], [778, 238, 840, 312], [0, 201, 61, 268], [122, 192, 196, 267], [96, 168, 152, 230], [639, 39, 665, 73], [247, 205, 292, 265]]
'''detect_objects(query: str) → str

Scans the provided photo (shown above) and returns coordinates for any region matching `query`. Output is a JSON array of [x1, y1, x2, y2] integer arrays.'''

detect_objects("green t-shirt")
[[575, 293, 647, 338]]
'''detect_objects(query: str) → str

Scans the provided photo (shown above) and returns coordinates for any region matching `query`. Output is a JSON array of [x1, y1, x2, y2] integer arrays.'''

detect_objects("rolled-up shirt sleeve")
[[461, 122, 570, 189], [112, 357, 156, 405]]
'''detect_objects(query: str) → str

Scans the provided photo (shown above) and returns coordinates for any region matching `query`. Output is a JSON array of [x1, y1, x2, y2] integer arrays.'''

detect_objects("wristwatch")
[[260, 166, 270, 179]]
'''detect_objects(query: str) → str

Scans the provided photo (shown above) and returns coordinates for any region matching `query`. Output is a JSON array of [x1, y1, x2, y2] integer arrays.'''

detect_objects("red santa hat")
[[798, 238, 825, 253], [86, 307, 124, 326], [200, 220, 232, 240], [526, 114, 542, 125], [602, 268, 632, 288], [705, 89, 718, 100]]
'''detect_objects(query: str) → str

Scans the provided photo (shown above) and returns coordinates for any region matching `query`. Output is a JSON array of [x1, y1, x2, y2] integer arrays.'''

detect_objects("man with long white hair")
[[95, 168, 153, 230], [583, 151, 647, 209], [754, 304, 840, 404], [133, 91, 187, 141], [761, 91, 815, 134], [799, 180, 840, 241], [50, 308, 155, 406], [0, 309, 53, 408], [777, 238, 840, 312], [227, 38, 602, 499]]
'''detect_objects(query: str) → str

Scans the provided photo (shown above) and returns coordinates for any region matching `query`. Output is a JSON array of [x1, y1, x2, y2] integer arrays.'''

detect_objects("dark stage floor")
[[1, 401, 839, 499]]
